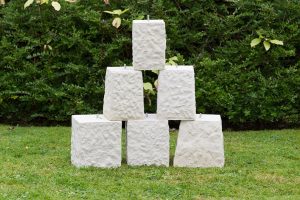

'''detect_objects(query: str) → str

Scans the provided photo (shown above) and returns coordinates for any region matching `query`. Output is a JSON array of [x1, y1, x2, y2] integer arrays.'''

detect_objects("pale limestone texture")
[[127, 114, 169, 166], [174, 114, 225, 168], [157, 65, 196, 120], [103, 67, 144, 120], [71, 115, 122, 168], [132, 20, 166, 70]]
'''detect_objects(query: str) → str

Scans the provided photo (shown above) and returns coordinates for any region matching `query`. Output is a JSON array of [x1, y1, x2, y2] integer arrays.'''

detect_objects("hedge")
[[0, 0, 299, 129]]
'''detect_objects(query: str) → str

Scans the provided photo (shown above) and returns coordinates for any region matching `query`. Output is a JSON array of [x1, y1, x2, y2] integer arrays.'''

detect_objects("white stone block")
[[127, 114, 169, 166], [132, 20, 166, 70], [103, 67, 144, 120], [71, 114, 122, 168], [157, 65, 196, 120], [174, 114, 225, 168]]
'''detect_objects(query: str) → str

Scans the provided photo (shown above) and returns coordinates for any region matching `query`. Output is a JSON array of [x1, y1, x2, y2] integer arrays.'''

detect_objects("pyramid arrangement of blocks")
[[71, 20, 225, 168]]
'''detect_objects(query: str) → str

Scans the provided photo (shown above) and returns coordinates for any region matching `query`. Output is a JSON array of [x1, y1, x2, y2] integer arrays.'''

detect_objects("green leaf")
[[112, 17, 121, 28], [166, 56, 179, 65], [11, 95, 18, 100], [104, 10, 115, 15], [154, 80, 158, 89], [51, 1, 61, 11], [104, 9, 129, 16], [151, 70, 159, 75], [256, 30, 264, 38], [65, 0, 77, 3], [48, 45, 53, 51], [24, 0, 34, 9], [40, 0, 49, 4], [120, 8, 129, 15], [113, 9, 122, 15], [136, 15, 144, 20], [250, 38, 261, 47], [263, 41, 271, 51], [167, 60, 177, 65], [169, 56, 178, 61], [143, 82, 153, 92], [270, 39, 283, 45], [244, 110, 251, 117]]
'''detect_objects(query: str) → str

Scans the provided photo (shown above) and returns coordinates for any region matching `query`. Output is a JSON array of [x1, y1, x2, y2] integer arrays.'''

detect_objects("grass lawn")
[[0, 125, 299, 200]]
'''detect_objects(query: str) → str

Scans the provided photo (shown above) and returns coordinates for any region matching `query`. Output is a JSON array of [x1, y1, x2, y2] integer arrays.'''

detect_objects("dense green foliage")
[[0, 0, 299, 128], [0, 126, 299, 199]]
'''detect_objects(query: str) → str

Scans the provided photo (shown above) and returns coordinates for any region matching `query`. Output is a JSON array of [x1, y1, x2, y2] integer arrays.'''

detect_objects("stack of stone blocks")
[[71, 19, 225, 168]]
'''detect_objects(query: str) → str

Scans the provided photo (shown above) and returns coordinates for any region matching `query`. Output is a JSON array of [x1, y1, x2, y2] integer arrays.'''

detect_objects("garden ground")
[[0, 126, 299, 199]]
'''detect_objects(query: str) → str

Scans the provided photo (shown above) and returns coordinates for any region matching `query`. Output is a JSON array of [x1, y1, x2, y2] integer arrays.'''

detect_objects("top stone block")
[[132, 20, 166, 70]]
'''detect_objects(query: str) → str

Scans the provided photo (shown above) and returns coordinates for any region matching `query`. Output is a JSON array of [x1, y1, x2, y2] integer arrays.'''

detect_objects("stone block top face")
[[133, 20, 165, 24], [195, 114, 221, 122], [106, 66, 136, 73], [127, 114, 169, 127], [132, 20, 166, 70], [103, 67, 144, 120], [72, 114, 117, 124], [106, 66, 145, 77], [157, 65, 196, 120], [130, 114, 168, 122], [163, 65, 194, 71], [132, 20, 166, 39]]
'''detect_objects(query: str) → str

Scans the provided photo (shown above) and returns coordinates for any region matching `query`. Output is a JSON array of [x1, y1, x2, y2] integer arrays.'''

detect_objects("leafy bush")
[[0, 0, 299, 128]]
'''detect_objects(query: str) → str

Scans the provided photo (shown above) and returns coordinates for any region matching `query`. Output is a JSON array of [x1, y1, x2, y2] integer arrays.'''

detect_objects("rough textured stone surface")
[[127, 114, 169, 166], [157, 65, 196, 120], [103, 67, 144, 120], [132, 20, 166, 70], [174, 114, 225, 168], [71, 114, 122, 168]]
